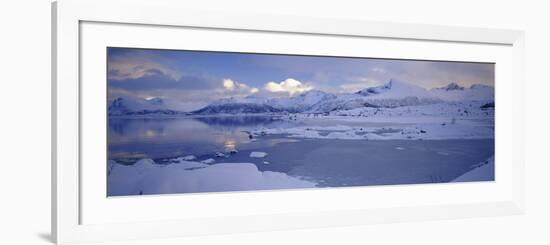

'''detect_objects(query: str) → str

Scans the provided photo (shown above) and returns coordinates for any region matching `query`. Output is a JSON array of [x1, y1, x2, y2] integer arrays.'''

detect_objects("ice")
[[181, 155, 196, 161], [200, 158, 215, 164], [172, 155, 197, 162], [171, 157, 208, 169], [250, 152, 268, 158], [263, 161, 270, 165], [108, 159, 316, 196], [215, 152, 228, 158], [395, 147, 405, 150]]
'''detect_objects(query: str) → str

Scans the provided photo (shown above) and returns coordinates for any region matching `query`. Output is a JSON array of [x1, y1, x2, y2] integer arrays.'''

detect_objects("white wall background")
[[0, 0, 548, 244]]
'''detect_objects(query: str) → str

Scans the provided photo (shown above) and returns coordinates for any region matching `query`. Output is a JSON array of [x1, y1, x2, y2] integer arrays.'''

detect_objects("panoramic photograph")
[[106, 47, 495, 197]]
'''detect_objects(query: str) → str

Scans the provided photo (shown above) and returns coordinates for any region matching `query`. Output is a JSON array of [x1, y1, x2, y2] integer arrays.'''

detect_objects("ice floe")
[[215, 152, 228, 158], [172, 155, 197, 161], [250, 152, 268, 158]]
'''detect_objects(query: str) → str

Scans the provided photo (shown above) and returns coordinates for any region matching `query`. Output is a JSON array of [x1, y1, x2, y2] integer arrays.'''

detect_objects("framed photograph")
[[52, 0, 525, 244]]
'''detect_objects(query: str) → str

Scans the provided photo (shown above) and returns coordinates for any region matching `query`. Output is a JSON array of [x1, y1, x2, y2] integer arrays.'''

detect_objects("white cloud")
[[223, 79, 236, 90], [264, 78, 313, 95], [222, 79, 258, 94]]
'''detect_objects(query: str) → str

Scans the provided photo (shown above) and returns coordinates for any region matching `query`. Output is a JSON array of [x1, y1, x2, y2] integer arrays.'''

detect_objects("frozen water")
[[250, 152, 268, 158]]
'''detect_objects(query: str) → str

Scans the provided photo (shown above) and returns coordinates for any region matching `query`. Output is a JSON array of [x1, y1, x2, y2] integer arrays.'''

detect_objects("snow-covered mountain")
[[430, 83, 494, 101], [270, 90, 337, 112], [192, 90, 337, 114], [112, 79, 495, 116], [194, 79, 491, 114], [306, 79, 444, 112], [108, 97, 187, 116], [434, 82, 465, 91], [356, 79, 435, 99]]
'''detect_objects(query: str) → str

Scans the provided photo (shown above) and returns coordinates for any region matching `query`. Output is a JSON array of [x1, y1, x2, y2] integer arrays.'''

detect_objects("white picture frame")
[[52, 0, 525, 244]]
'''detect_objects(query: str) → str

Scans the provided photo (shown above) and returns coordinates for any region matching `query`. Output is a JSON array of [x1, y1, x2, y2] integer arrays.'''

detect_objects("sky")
[[107, 47, 494, 111]]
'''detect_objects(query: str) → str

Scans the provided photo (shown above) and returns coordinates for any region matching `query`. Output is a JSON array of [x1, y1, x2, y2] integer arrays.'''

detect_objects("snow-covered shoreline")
[[248, 101, 494, 141], [108, 158, 316, 196]]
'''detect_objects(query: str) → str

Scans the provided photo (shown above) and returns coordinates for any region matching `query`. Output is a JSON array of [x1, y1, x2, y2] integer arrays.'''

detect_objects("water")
[[108, 116, 301, 161], [108, 116, 494, 194]]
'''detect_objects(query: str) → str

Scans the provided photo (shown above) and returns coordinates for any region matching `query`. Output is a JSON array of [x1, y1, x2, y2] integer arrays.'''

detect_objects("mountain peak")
[[438, 82, 465, 91], [355, 80, 393, 96], [355, 79, 432, 99]]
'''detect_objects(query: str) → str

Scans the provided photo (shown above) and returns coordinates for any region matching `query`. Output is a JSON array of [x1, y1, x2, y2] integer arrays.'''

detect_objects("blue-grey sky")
[[107, 47, 494, 110]]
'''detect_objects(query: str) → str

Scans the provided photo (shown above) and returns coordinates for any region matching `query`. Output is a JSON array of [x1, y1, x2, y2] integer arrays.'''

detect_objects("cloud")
[[223, 79, 236, 90], [264, 78, 313, 95], [109, 71, 219, 92], [108, 51, 181, 81], [222, 79, 259, 94]]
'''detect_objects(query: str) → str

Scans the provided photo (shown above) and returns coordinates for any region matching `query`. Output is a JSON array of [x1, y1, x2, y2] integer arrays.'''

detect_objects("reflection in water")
[[108, 116, 297, 161], [224, 139, 237, 152], [193, 116, 283, 127]]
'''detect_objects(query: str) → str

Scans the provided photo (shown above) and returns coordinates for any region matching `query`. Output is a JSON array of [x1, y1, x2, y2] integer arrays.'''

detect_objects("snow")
[[253, 118, 493, 141], [174, 155, 196, 161], [250, 152, 268, 158], [248, 98, 494, 141], [200, 158, 215, 164], [171, 157, 208, 169], [215, 152, 228, 158], [357, 79, 436, 100], [452, 156, 495, 182], [108, 96, 194, 116], [111, 79, 494, 117], [108, 159, 316, 196]]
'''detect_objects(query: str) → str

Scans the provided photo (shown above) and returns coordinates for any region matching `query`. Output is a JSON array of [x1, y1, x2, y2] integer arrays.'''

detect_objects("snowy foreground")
[[108, 158, 315, 196]]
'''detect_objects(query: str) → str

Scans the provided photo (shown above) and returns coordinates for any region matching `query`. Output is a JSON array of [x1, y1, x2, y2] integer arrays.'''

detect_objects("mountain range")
[[108, 79, 494, 116]]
